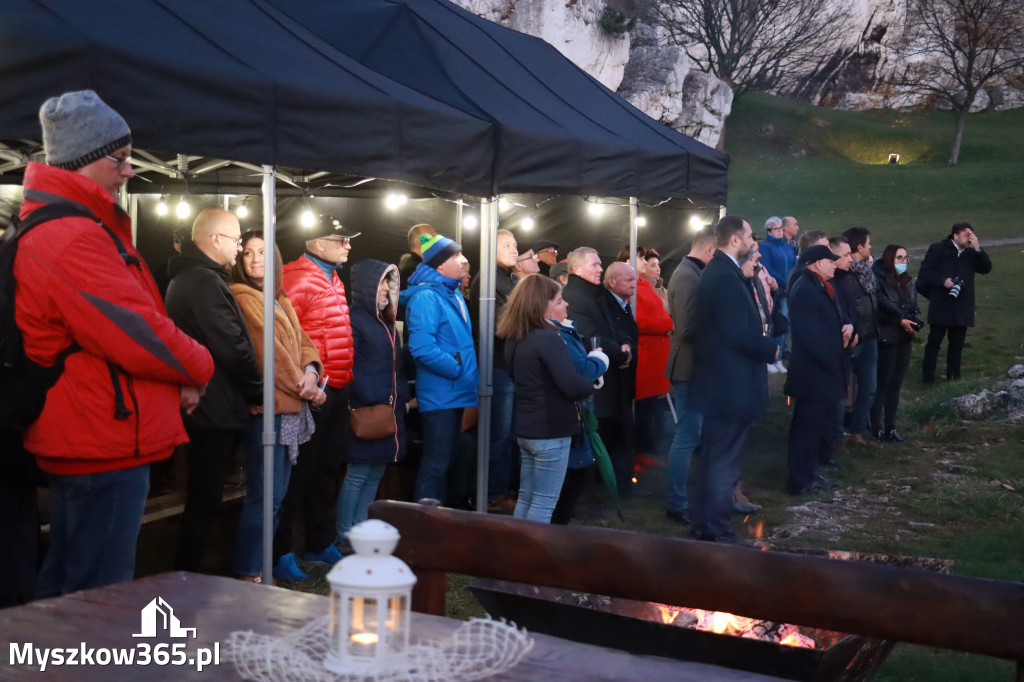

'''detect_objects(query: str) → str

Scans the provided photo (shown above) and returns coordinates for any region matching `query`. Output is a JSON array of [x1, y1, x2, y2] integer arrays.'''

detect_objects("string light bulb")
[[385, 193, 407, 210], [689, 215, 704, 232], [301, 208, 316, 228], [462, 213, 478, 230], [521, 217, 535, 231], [587, 202, 604, 217], [156, 196, 168, 217], [175, 198, 191, 220], [236, 200, 248, 219], [635, 215, 647, 228]]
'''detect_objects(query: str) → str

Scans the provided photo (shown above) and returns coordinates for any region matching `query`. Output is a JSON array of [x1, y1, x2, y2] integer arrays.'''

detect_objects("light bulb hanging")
[[156, 196, 168, 217], [176, 198, 191, 220]]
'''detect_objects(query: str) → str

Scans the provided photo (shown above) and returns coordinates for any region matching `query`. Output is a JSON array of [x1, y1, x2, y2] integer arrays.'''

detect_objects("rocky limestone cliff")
[[453, 0, 1021, 149]]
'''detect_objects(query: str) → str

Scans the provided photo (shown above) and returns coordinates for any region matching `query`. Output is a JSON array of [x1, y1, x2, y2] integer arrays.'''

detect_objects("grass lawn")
[[725, 93, 1024, 243]]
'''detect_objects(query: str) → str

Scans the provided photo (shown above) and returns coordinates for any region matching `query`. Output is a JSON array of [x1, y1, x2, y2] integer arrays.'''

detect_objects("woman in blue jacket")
[[498, 275, 608, 523]]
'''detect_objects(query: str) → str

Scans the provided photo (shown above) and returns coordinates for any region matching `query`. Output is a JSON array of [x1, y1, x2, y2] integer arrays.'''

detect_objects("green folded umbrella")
[[581, 408, 624, 522]]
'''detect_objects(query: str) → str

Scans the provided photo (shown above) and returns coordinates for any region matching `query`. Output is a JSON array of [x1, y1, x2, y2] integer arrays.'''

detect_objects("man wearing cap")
[[469, 229, 519, 512], [273, 221, 360, 579], [532, 240, 559, 277], [784, 245, 845, 495], [549, 261, 569, 286], [405, 233, 478, 503], [14, 90, 214, 596]]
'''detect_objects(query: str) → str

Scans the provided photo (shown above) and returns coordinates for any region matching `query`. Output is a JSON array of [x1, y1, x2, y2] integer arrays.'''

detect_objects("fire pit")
[[469, 550, 952, 682]]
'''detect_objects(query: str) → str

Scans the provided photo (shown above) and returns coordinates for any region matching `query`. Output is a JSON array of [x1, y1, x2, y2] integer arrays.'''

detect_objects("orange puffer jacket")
[[15, 163, 214, 475], [282, 254, 354, 389]]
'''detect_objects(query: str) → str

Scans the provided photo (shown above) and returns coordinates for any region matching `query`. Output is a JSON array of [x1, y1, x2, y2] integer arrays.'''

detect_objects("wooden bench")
[[369, 500, 1024, 680]]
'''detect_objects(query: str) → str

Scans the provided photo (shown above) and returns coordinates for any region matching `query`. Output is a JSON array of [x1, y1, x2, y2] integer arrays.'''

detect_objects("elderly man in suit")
[[784, 245, 845, 495], [688, 215, 779, 543]]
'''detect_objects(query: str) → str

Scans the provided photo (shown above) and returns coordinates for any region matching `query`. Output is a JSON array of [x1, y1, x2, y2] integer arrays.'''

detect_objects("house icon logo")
[[132, 597, 197, 638]]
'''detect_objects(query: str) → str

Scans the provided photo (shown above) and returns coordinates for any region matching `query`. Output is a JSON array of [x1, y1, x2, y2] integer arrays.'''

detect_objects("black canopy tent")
[[1, 0, 728, 575]]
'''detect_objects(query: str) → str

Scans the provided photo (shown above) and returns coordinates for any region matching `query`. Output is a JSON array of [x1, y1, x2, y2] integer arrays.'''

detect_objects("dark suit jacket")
[[784, 270, 845, 402], [597, 288, 638, 418], [689, 251, 778, 421], [917, 238, 991, 327]]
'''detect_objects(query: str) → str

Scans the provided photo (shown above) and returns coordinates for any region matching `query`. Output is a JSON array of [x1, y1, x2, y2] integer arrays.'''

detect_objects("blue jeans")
[[514, 437, 571, 523], [337, 463, 387, 537], [487, 367, 517, 500], [667, 381, 702, 514], [37, 464, 150, 598], [232, 416, 293, 577], [848, 338, 879, 435], [414, 408, 463, 503]]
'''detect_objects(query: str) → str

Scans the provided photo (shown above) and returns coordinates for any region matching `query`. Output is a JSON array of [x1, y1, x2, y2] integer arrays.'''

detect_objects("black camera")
[[907, 313, 925, 331], [948, 277, 965, 299]]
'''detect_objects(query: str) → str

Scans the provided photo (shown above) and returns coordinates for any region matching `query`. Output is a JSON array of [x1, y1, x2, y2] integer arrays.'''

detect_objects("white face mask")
[[894, 263, 908, 275]]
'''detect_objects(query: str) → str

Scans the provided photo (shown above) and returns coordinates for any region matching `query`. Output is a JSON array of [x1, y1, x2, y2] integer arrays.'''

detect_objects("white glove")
[[593, 376, 604, 390], [587, 349, 610, 372]]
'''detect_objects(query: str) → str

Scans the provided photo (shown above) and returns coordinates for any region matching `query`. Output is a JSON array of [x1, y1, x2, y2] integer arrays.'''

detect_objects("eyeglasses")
[[538, 248, 557, 255], [104, 154, 132, 169], [516, 253, 539, 262], [216, 233, 242, 246], [320, 236, 351, 247]]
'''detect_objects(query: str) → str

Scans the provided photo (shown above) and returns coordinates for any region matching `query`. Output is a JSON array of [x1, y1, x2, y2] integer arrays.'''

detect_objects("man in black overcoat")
[[688, 216, 779, 543], [784, 246, 845, 495], [916, 222, 992, 384]]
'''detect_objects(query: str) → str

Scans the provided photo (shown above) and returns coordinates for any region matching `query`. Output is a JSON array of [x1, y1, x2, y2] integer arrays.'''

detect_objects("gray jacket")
[[665, 256, 704, 382]]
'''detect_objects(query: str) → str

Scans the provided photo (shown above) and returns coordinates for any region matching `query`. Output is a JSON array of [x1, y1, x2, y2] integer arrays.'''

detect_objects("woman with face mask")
[[871, 244, 922, 443]]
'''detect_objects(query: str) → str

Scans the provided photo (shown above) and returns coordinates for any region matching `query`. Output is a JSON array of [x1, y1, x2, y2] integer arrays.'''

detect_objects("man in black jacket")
[[836, 227, 880, 449], [689, 216, 779, 543], [599, 261, 640, 494], [562, 248, 634, 494], [469, 229, 520, 510], [785, 246, 844, 495], [165, 207, 263, 573], [917, 222, 992, 384]]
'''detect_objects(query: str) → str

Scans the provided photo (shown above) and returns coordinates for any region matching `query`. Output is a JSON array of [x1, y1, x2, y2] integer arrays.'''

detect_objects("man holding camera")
[[917, 222, 992, 384]]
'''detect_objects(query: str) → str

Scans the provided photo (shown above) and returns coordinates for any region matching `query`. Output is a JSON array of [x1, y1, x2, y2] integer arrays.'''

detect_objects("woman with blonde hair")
[[230, 231, 325, 583], [497, 274, 608, 522]]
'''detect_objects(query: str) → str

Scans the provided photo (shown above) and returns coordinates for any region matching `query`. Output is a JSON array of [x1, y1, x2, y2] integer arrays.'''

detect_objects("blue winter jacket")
[[402, 263, 479, 412], [759, 234, 797, 295]]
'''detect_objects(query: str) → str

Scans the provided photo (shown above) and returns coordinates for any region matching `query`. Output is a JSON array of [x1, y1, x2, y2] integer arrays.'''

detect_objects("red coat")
[[282, 254, 354, 389], [635, 277, 672, 399], [15, 163, 214, 475]]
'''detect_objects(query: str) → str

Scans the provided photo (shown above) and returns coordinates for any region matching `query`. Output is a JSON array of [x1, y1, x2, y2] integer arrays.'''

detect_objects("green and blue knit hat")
[[420, 232, 462, 268]]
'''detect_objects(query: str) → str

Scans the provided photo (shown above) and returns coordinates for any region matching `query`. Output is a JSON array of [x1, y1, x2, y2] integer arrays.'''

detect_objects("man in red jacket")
[[15, 90, 214, 597], [273, 221, 359, 580]]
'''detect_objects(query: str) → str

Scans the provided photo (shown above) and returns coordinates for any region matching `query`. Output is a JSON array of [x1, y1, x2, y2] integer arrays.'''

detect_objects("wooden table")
[[0, 572, 787, 681]]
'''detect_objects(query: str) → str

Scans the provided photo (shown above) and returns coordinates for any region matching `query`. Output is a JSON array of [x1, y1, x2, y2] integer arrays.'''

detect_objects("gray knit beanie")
[[39, 90, 132, 171]]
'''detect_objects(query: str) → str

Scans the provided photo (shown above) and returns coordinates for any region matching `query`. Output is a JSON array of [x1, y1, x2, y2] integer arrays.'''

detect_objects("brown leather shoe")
[[848, 433, 880, 449]]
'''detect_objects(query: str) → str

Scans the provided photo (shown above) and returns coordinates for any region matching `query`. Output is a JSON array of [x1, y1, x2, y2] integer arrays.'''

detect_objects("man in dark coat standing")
[[689, 216, 779, 543], [599, 261, 640, 494], [165, 208, 263, 573], [917, 222, 992, 384], [562, 248, 634, 493], [784, 246, 845, 495]]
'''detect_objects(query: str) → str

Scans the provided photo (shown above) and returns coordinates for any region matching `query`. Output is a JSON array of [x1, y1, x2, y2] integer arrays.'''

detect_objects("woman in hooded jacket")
[[229, 231, 325, 583], [336, 260, 407, 547]]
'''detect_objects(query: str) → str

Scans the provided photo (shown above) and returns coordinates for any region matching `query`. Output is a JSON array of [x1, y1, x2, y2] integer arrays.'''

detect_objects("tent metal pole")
[[629, 197, 638, 316], [455, 200, 463, 244], [475, 196, 498, 513], [261, 165, 277, 585]]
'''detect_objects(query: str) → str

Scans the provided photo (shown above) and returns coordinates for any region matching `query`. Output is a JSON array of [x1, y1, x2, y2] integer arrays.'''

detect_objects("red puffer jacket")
[[15, 163, 214, 475], [282, 255, 354, 388], [635, 277, 673, 400]]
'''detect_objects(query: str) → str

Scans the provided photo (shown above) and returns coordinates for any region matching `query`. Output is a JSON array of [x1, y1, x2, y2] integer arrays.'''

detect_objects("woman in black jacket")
[[871, 245, 922, 442], [336, 260, 406, 546], [498, 275, 603, 523]]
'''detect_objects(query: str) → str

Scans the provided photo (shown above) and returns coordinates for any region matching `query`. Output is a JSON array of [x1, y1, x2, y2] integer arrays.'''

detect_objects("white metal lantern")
[[324, 520, 417, 674]]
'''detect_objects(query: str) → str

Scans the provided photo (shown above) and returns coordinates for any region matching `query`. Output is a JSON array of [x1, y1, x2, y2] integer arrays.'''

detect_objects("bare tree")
[[898, 0, 1024, 164], [646, 0, 851, 98]]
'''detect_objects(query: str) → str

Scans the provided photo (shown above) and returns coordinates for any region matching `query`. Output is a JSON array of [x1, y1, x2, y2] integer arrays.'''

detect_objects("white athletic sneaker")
[[767, 362, 779, 374], [774, 361, 788, 374]]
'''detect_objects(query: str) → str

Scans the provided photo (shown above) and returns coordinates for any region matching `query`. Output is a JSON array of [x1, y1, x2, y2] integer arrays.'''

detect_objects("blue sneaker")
[[302, 544, 343, 565], [272, 553, 310, 582]]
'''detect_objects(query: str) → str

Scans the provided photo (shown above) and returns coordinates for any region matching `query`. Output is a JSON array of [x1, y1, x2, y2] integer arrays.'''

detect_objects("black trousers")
[[691, 417, 750, 541], [597, 414, 635, 496], [922, 324, 967, 383], [787, 399, 833, 494], [873, 340, 913, 430], [0, 435, 42, 608], [176, 427, 242, 572], [274, 385, 348, 560]]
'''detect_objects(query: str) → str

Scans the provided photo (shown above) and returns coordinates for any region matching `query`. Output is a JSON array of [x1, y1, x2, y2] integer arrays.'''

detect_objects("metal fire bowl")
[[469, 578, 895, 682]]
